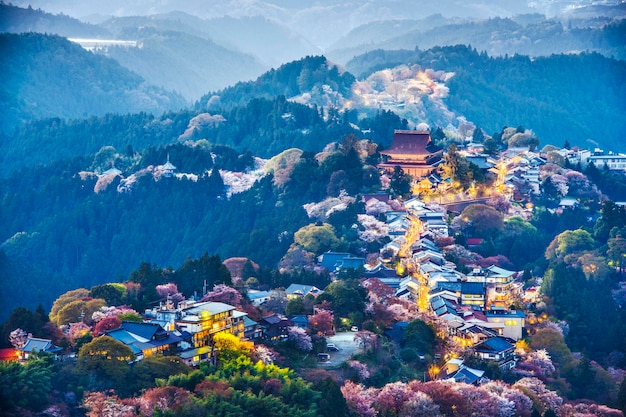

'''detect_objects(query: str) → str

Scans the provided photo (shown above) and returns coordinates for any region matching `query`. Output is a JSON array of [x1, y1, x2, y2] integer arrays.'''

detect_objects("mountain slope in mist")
[[0, 32, 186, 134]]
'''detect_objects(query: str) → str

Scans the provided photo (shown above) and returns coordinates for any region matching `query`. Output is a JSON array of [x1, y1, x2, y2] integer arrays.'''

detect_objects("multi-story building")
[[174, 301, 245, 348], [378, 130, 443, 178], [466, 266, 521, 309]]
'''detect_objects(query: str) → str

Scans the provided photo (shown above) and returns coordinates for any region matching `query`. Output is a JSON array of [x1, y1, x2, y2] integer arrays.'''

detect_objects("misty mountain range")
[[1, 0, 625, 145]]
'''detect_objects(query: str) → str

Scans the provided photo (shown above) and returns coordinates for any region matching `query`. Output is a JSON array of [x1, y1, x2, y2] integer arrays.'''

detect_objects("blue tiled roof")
[[451, 367, 483, 384], [475, 336, 515, 353], [121, 321, 162, 340], [107, 328, 138, 345], [431, 281, 485, 295], [285, 284, 321, 296], [20, 337, 62, 354], [243, 316, 258, 327], [340, 257, 366, 270], [319, 252, 351, 269]]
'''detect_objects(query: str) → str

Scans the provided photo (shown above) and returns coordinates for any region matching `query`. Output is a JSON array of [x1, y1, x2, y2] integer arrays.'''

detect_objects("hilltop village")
[[3, 129, 626, 417]]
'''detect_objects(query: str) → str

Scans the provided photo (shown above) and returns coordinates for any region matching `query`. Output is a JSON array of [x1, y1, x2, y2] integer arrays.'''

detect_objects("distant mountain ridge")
[[101, 28, 265, 102], [0, 3, 111, 38], [328, 15, 626, 64], [11, 0, 535, 48], [0, 32, 186, 135]]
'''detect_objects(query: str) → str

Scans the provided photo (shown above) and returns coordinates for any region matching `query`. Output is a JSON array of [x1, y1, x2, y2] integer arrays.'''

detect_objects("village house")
[[106, 321, 186, 360], [148, 300, 246, 348], [243, 316, 263, 340], [259, 314, 293, 342], [285, 284, 323, 299], [466, 266, 521, 309], [439, 358, 486, 385], [247, 289, 271, 307], [430, 281, 487, 309], [318, 251, 367, 274], [473, 336, 517, 370], [18, 337, 63, 361]]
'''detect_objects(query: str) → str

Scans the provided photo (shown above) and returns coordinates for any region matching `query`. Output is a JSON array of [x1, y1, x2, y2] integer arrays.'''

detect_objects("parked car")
[[317, 353, 330, 362], [326, 343, 339, 352], [350, 326, 359, 332]]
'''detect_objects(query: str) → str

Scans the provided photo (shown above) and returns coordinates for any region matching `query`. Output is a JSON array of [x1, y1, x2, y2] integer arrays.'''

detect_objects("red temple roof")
[[381, 130, 442, 157]]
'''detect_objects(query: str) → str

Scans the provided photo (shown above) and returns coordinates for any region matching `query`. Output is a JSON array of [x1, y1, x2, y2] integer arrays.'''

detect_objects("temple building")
[[161, 154, 177, 178], [378, 130, 443, 178]]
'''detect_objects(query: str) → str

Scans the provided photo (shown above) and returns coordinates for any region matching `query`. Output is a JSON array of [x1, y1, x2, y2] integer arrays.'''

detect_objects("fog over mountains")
[[2, 0, 624, 144], [11, 0, 536, 48]]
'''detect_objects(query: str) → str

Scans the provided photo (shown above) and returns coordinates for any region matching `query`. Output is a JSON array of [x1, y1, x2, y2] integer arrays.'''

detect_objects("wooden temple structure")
[[378, 130, 443, 178]]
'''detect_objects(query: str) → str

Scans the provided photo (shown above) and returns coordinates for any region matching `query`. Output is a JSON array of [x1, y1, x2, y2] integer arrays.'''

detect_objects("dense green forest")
[[0, 132, 389, 320], [0, 32, 186, 135], [346, 45, 626, 150]]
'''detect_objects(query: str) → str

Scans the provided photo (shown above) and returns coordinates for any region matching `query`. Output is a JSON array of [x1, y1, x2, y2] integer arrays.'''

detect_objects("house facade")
[[473, 336, 517, 370], [106, 321, 185, 360], [18, 337, 63, 361], [174, 301, 245, 348]]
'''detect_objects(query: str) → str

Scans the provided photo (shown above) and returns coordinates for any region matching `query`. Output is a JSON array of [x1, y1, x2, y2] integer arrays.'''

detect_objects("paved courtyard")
[[318, 331, 362, 368]]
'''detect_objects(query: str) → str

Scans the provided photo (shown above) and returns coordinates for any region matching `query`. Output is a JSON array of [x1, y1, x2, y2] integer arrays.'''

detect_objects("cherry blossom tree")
[[513, 377, 563, 415], [348, 360, 370, 381], [387, 302, 420, 322], [487, 193, 512, 214], [399, 391, 441, 417], [558, 402, 623, 417], [201, 284, 242, 307], [156, 283, 184, 306], [92, 306, 140, 323], [9, 328, 30, 349], [358, 214, 390, 242], [287, 326, 312, 351], [93, 316, 121, 336], [253, 344, 277, 365], [514, 349, 556, 380], [341, 381, 377, 417], [365, 200, 393, 216], [66, 322, 91, 344], [354, 330, 379, 353], [303, 194, 356, 222], [362, 278, 395, 303], [82, 391, 137, 417], [451, 382, 514, 417], [137, 386, 190, 416], [374, 381, 414, 416], [409, 380, 471, 417], [309, 310, 334, 336], [482, 380, 533, 417]]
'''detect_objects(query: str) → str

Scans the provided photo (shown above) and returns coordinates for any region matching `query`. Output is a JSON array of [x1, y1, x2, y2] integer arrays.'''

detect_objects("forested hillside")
[[197, 56, 356, 110], [0, 124, 391, 320], [0, 3, 110, 37], [0, 33, 186, 135], [347, 45, 626, 150], [0, 56, 381, 176]]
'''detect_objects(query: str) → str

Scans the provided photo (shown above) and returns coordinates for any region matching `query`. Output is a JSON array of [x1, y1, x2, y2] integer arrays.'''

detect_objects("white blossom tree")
[[287, 326, 312, 351], [9, 328, 30, 349]]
